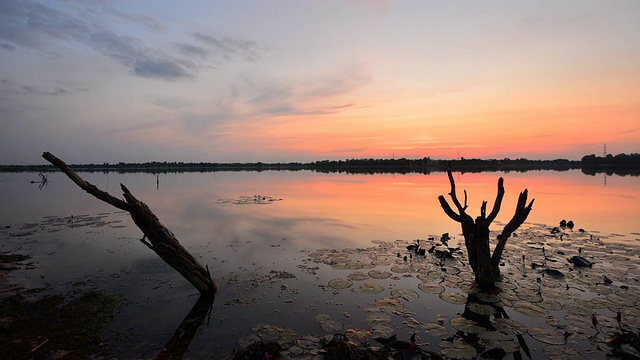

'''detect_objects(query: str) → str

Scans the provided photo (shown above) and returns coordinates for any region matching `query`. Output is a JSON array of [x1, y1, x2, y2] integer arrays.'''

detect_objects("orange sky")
[[1, 1, 638, 164]]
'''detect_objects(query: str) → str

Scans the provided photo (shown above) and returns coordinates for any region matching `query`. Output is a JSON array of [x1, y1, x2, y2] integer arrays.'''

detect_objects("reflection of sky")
[[2, 170, 639, 248], [2, 168, 639, 286], [2, 169, 639, 357]]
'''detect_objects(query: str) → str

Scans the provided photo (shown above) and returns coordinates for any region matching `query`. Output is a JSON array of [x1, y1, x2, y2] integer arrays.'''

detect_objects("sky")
[[1, 0, 639, 165]]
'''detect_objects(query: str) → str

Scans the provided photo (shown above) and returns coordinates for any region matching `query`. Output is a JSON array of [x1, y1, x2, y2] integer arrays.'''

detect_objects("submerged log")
[[438, 169, 534, 288], [42, 152, 217, 295]]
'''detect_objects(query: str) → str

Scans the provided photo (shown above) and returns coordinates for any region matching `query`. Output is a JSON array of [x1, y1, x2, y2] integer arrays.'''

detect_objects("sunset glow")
[[1, 1, 638, 164]]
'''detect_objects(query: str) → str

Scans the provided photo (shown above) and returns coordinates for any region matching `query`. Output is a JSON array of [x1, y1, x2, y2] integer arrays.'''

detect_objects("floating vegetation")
[[438, 338, 478, 359], [543, 344, 588, 360], [327, 278, 354, 291], [347, 271, 369, 281], [4, 209, 640, 359], [439, 291, 467, 305], [478, 331, 519, 352], [422, 322, 449, 337], [367, 269, 392, 279], [365, 312, 391, 325], [527, 327, 566, 345], [251, 323, 297, 342], [512, 301, 548, 317], [314, 314, 344, 333], [359, 282, 384, 294], [374, 297, 404, 311], [217, 195, 283, 205], [492, 318, 526, 335], [449, 317, 487, 334], [390, 289, 419, 302], [418, 283, 445, 294], [467, 301, 497, 316]]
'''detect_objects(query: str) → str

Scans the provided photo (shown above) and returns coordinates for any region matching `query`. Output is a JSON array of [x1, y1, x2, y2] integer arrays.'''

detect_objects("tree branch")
[[491, 190, 534, 267], [42, 152, 130, 211], [42, 152, 217, 295], [438, 195, 465, 222], [486, 177, 505, 225], [446, 169, 468, 214]]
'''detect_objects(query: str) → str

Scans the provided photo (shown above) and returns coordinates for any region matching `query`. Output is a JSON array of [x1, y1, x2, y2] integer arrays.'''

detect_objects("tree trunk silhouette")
[[42, 152, 217, 295], [438, 169, 534, 288]]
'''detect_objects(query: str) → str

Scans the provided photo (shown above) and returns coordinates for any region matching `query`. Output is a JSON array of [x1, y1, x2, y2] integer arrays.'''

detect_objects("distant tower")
[[604, 144, 607, 157]]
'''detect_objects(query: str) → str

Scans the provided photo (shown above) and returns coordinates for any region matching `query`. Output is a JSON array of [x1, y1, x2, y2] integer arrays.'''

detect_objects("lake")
[[1, 169, 639, 359]]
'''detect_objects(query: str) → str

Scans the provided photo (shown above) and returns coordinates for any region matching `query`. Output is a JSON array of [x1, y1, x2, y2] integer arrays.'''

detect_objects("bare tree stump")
[[438, 169, 534, 288], [42, 152, 217, 295]]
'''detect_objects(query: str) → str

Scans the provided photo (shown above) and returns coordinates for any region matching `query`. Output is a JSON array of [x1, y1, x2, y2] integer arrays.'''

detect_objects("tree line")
[[1, 153, 638, 175]]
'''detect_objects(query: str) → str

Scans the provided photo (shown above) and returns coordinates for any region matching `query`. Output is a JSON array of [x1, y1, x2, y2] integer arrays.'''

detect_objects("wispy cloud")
[[0, 0, 193, 80], [0, 1, 271, 81], [190, 32, 272, 62], [178, 64, 371, 136], [1, 79, 88, 96]]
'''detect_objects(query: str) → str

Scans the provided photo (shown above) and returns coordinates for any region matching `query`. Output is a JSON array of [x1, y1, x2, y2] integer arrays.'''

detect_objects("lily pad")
[[422, 322, 449, 337], [467, 302, 497, 316], [390, 289, 419, 302], [418, 283, 445, 294], [439, 339, 478, 359], [347, 271, 369, 281], [359, 282, 385, 294], [416, 272, 441, 282], [475, 292, 502, 304], [327, 278, 354, 290], [512, 301, 548, 318], [252, 323, 297, 342], [543, 345, 587, 359], [439, 292, 467, 305], [478, 331, 519, 352], [365, 312, 391, 325], [368, 270, 392, 279], [492, 318, 526, 335], [374, 297, 404, 311], [345, 328, 371, 339], [528, 327, 566, 345], [314, 314, 344, 333], [390, 265, 412, 273], [539, 298, 563, 311], [450, 317, 487, 334]]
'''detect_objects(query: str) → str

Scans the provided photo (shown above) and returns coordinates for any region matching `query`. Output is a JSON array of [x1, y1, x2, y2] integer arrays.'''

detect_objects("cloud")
[[190, 32, 271, 62], [178, 65, 371, 137], [1, 43, 15, 50], [175, 43, 210, 58], [0, 79, 89, 96], [87, 31, 194, 80], [0, 0, 192, 80]]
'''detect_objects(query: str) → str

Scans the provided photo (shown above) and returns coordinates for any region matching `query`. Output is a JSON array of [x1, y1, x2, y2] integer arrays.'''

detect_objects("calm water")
[[1, 170, 639, 358]]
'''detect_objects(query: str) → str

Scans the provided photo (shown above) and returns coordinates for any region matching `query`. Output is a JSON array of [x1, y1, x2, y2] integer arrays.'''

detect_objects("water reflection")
[[157, 294, 215, 360], [1, 170, 639, 358]]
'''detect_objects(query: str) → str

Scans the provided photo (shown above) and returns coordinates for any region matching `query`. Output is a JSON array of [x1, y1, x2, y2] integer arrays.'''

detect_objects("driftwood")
[[438, 169, 534, 288], [42, 152, 217, 295]]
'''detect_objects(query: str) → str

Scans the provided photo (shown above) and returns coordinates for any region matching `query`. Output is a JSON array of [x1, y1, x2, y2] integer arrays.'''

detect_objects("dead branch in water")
[[42, 152, 217, 295]]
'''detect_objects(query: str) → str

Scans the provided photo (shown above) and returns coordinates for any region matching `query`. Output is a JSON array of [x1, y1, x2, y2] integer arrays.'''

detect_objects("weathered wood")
[[42, 152, 217, 295], [439, 169, 534, 288]]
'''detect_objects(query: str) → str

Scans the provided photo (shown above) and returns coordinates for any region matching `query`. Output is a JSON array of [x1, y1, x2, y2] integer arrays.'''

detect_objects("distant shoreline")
[[1, 153, 638, 176]]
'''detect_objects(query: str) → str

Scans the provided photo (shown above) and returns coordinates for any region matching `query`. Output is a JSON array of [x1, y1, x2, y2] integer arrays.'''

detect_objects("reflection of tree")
[[443, 293, 532, 360], [156, 294, 215, 360]]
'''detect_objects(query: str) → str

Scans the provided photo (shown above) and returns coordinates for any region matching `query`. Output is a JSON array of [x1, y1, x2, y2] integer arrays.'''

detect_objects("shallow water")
[[1, 170, 639, 359]]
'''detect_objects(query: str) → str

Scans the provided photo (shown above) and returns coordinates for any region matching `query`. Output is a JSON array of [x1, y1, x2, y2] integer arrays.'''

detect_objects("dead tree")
[[42, 152, 217, 295], [438, 169, 534, 288]]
